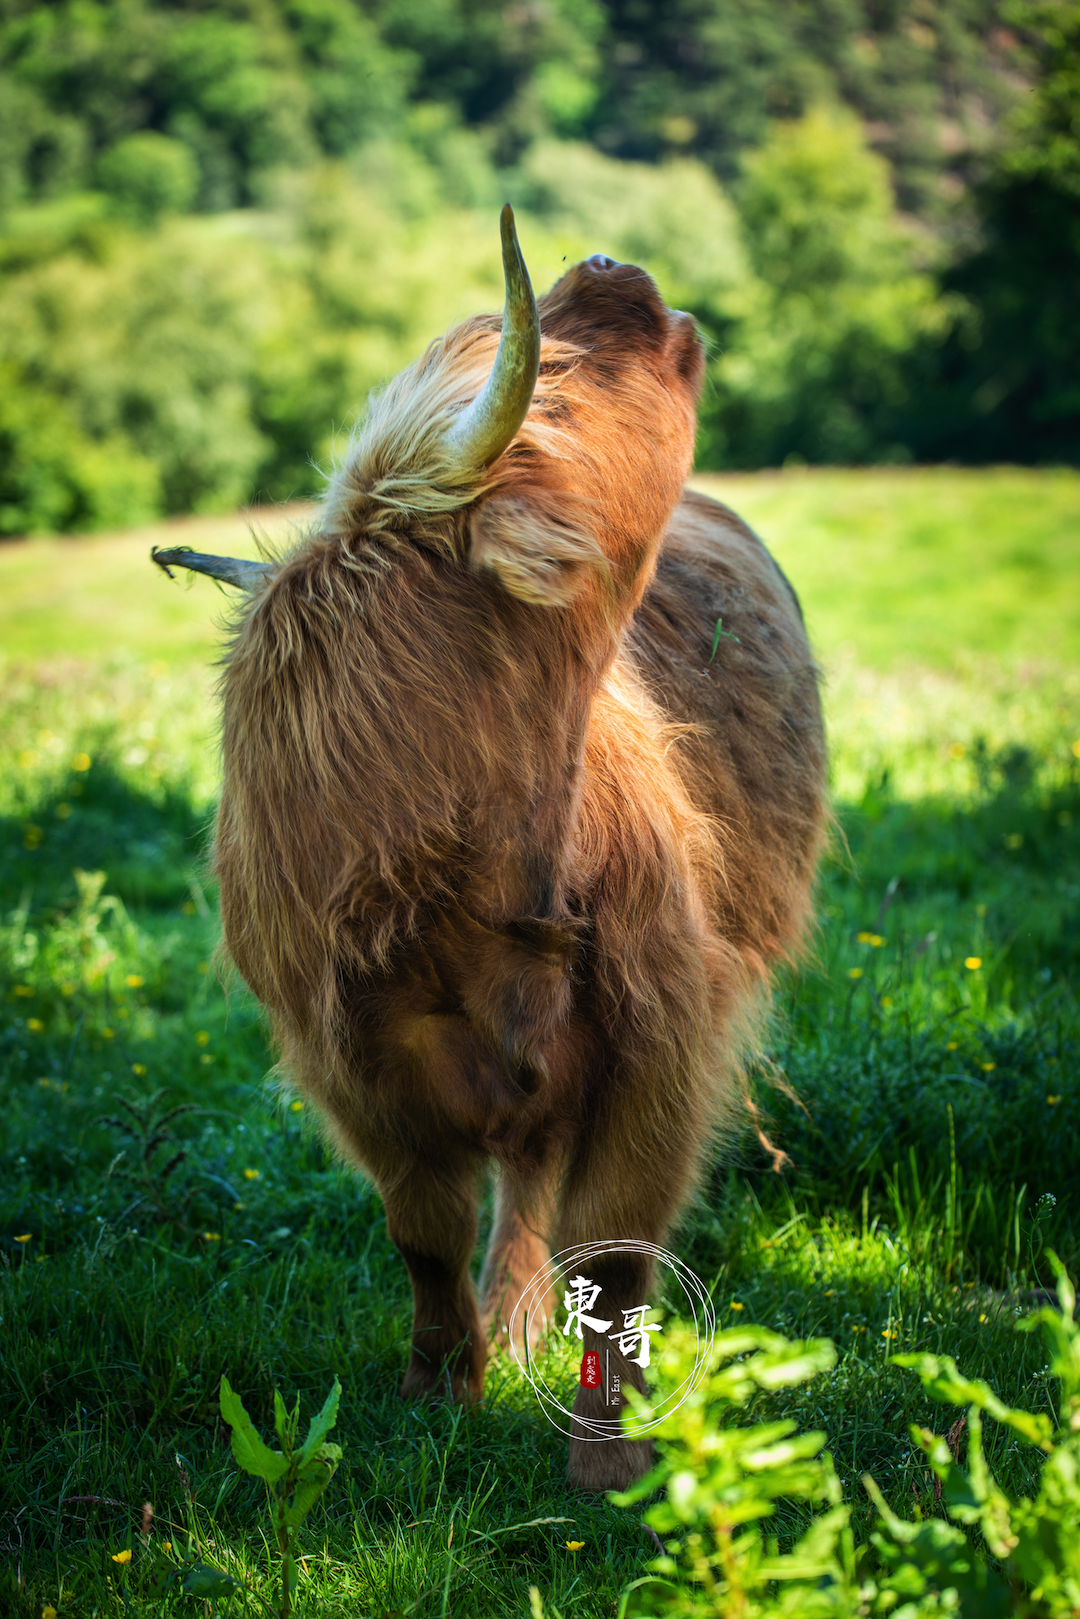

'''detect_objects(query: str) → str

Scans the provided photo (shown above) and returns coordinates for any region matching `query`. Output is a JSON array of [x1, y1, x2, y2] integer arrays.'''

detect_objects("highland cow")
[[152, 207, 826, 1492]]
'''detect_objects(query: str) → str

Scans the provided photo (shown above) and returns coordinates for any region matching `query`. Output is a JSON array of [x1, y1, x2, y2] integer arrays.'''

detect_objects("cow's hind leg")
[[379, 1152, 486, 1402], [556, 1104, 702, 1492], [479, 1166, 558, 1354]]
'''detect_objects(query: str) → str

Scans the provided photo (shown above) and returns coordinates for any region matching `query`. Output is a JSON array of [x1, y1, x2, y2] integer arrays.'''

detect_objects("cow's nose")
[[585, 253, 619, 271]]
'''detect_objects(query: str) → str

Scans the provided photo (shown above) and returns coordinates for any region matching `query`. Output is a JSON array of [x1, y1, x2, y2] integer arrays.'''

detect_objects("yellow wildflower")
[[981, 1062, 996, 1072], [162, 1542, 172, 1553], [125, 975, 144, 989], [730, 1301, 744, 1311], [290, 1100, 304, 1112], [196, 1030, 209, 1046], [566, 1540, 585, 1552], [243, 1168, 260, 1180], [202, 1232, 221, 1242], [882, 1329, 897, 1340], [42, 1607, 58, 1618], [102, 1027, 114, 1039], [946, 1041, 959, 1051], [964, 957, 982, 971], [132, 1064, 147, 1076], [111, 1549, 132, 1564], [1048, 1095, 1061, 1106], [848, 967, 863, 979], [27, 1018, 44, 1032], [856, 931, 873, 944], [72, 753, 91, 772], [979, 1314, 987, 1324], [15, 1234, 32, 1243]]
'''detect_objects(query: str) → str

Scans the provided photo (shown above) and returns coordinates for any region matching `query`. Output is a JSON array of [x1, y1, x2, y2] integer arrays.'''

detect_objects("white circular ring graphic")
[[508, 1240, 716, 1441]]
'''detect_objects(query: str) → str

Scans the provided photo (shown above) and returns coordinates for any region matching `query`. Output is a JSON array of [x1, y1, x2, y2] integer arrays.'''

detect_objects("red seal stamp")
[[580, 1350, 602, 1389]]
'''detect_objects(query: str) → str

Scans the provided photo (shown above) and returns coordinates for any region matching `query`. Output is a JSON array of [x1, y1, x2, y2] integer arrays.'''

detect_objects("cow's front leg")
[[379, 1154, 485, 1402]]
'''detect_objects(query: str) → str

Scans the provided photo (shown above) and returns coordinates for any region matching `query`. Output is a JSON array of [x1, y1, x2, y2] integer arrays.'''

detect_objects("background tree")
[[905, 0, 1080, 462]]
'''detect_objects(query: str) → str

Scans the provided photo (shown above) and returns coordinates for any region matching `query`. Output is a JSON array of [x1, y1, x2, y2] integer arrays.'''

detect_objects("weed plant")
[[1, 473, 1078, 1615]]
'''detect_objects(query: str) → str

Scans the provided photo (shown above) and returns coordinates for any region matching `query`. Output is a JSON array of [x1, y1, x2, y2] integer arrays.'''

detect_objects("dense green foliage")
[[0, 0, 1018, 211], [0, 0, 1076, 533], [1, 474, 1077, 1613], [602, 1275, 1080, 1617], [905, 0, 1080, 465]]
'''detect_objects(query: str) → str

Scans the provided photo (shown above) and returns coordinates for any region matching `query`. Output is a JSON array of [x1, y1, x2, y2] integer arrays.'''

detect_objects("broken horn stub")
[[444, 203, 541, 472], [151, 546, 276, 592]]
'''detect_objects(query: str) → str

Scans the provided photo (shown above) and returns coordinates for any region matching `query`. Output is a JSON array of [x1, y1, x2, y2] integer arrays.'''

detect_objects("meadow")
[[1, 465, 1078, 1616]]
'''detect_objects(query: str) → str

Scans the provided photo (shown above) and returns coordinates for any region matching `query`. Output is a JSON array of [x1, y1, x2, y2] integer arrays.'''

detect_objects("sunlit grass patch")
[[2, 470, 1078, 1615]]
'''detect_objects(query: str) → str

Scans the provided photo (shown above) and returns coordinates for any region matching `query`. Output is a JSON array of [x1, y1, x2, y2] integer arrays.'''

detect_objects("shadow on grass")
[[2, 751, 212, 914], [715, 739, 1080, 1279]]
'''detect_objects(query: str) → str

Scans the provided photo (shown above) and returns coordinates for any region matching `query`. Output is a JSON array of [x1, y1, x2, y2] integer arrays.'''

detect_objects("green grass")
[[693, 467, 1080, 671], [2, 467, 1078, 1617]]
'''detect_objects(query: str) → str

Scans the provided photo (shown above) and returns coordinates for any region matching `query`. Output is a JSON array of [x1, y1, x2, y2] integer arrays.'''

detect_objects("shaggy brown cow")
[[152, 207, 826, 1492]]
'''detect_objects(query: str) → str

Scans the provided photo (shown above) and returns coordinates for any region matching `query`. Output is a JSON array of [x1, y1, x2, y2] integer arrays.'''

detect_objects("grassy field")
[[2, 467, 1078, 1617]]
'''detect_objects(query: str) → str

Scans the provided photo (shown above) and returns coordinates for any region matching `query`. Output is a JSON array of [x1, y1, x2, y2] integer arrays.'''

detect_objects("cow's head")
[[152, 206, 704, 618]]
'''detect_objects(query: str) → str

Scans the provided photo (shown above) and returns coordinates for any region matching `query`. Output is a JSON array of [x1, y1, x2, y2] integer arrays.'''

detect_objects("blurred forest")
[[1, 0, 1077, 533]]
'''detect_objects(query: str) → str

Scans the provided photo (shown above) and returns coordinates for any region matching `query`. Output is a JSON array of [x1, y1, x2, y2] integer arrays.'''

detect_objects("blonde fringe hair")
[[320, 318, 588, 562]]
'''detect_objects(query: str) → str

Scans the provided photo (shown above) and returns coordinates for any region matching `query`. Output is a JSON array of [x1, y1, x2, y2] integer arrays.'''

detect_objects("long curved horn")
[[444, 204, 541, 470], [151, 546, 275, 591]]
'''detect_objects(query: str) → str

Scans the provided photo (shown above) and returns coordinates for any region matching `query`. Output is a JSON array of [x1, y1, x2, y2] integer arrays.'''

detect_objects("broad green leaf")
[[297, 1377, 342, 1467], [743, 1431, 828, 1470], [220, 1375, 289, 1484], [283, 1470, 338, 1528], [180, 1564, 242, 1598], [273, 1387, 300, 1453], [894, 1353, 1054, 1451], [149, 1562, 181, 1597], [758, 1504, 850, 1580], [751, 1340, 836, 1389], [910, 1425, 984, 1523]]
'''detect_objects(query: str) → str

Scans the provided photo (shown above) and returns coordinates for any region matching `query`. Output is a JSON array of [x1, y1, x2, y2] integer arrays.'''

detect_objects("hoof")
[[567, 1434, 654, 1493], [400, 1354, 482, 1405]]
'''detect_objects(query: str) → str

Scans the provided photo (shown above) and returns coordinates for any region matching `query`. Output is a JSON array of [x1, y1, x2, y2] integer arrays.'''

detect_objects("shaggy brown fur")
[[213, 256, 826, 1491]]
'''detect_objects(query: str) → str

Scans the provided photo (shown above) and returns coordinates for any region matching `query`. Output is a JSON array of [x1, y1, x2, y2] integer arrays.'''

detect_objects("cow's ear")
[[469, 490, 609, 607]]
